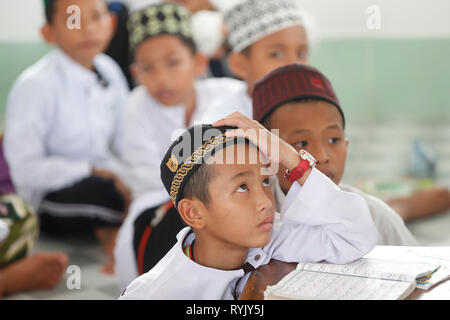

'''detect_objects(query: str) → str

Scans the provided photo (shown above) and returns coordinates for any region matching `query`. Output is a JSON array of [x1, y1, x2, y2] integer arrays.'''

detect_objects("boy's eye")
[[298, 51, 309, 59], [92, 11, 102, 21], [329, 137, 340, 144], [294, 141, 308, 149], [269, 51, 284, 59], [141, 65, 152, 72], [167, 59, 180, 67], [262, 178, 270, 187], [237, 184, 248, 193]]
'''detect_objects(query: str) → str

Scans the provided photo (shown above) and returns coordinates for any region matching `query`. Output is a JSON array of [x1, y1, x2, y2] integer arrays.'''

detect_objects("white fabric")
[[191, 10, 225, 57], [114, 77, 246, 289], [200, 80, 251, 123], [0, 220, 10, 242], [119, 167, 378, 299], [339, 184, 418, 246], [4, 49, 129, 211], [271, 177, 417, 246]]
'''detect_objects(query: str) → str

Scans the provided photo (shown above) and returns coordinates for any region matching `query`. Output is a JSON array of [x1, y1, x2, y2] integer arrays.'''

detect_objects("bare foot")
[[0, 252, 69, 298], [94, 227, 119, 274], [100, 260, 115, 275], [387, 187, 450, 222]]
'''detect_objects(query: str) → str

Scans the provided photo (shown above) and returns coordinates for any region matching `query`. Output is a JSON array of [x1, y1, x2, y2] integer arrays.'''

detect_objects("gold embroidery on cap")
[[166, 154, 179, 173], [128, 4, 192, 51], [169, 134, 227, 205]]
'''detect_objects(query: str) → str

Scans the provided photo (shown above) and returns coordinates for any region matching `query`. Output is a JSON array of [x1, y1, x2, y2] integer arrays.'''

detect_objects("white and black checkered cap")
[[225, 0, 304, 52]]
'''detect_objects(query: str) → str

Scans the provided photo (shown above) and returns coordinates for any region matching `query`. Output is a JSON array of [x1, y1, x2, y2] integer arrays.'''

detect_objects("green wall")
[[311, 38, 450, 121], [1, 38, 450, 126]]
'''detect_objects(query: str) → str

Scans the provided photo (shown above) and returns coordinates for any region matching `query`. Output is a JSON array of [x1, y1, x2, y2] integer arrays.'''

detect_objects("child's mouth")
[[156, 90, 176, 102], [80, 40, 100, 49], [257, 217, 274, 231]]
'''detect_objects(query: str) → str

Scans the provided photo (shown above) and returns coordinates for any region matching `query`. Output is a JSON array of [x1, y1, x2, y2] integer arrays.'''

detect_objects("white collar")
[[176, 227, 246, 277], [53, 49, 103, 89]]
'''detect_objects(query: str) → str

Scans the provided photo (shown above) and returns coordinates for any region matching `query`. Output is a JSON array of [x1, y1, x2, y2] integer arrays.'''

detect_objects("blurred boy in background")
[[4, 0, 131, 273]]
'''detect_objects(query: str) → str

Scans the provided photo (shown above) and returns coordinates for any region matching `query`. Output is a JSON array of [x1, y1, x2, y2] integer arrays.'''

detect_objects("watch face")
[[299, 150, 317, 167]]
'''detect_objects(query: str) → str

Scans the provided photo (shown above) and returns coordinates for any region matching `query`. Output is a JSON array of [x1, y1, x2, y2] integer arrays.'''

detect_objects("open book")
[[264, 246, 449, 300]]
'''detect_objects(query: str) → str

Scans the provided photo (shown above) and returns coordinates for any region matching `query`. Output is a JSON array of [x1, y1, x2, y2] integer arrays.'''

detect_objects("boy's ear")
[[40, 24, 56, 45], [194, 53, 209, 77], [129, 64, 140, 84], [110, 12, 118, 35], [177, 198, 206, 230], [345, 138, 350, 148], [228, 51, 249, 80]]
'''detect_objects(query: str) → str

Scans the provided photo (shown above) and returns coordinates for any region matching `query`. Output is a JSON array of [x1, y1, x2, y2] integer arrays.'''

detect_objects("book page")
[[364, 246, 450, 289], [296, 257, 439, 283], [264, 270, 416, 300]]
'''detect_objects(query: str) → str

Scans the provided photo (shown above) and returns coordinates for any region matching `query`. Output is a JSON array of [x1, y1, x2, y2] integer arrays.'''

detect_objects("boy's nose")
[[81, 19, 96, 35], [256, 188, 273, 213], [312, 145, 330, 165], [154, 69, 170, 87], [286, 53, 307, 65]]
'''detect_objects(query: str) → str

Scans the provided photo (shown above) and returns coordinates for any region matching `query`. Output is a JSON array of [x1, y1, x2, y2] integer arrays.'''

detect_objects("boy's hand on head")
[[213, 112, 310, 183]]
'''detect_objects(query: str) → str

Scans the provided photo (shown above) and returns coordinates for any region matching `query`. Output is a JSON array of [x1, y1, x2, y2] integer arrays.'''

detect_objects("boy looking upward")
[[120, 123, 378, 299], [114, 3, 244, 288]]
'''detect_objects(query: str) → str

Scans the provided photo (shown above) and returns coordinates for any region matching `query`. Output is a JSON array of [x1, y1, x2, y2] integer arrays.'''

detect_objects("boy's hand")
[[212, 112, 311, 185], [92, 168, 132, 218]]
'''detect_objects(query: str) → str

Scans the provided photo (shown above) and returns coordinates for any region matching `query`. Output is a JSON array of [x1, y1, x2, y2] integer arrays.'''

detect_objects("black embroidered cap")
[[128, 3, 194, 54], [160, 124, 245, 209]]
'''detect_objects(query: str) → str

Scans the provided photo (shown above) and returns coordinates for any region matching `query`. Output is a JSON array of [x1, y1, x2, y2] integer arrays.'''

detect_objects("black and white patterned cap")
[[128, 3, 194, 53], [225, 0, 304, 52]]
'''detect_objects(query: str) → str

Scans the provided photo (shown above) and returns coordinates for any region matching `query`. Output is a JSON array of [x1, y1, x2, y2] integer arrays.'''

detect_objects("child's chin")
[[254, 233, 272, 248], [158, 98, 181, 107]]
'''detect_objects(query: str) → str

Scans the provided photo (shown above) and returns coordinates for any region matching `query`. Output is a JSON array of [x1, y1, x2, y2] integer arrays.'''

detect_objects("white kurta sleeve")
[[269, 168, 379, 264], [120, 97, 166, 200], [98, 65, 130, 182], [4, 78, 91, 192]]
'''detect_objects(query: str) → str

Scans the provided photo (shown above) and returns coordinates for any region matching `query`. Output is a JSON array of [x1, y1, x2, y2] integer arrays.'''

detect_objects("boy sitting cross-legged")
[[4, 0, 131, 272]]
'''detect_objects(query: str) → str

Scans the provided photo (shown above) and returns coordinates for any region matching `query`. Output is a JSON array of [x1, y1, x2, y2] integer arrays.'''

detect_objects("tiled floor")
[[3, 118, 450, 300], [3, 234, 122, 300]]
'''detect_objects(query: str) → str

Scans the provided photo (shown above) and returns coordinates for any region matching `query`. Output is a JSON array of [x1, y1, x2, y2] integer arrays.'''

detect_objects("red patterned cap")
[[252, 64, 344, 127]]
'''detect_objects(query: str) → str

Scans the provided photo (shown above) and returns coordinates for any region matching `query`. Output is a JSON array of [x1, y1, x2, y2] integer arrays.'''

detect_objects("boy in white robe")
[[119, 123, 378, 299], [4, 0, 131, 271], [115, 2, 243, 287]]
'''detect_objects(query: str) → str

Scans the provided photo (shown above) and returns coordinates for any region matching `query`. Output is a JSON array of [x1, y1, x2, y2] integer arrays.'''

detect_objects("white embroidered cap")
[[225, 0, 305, 52]]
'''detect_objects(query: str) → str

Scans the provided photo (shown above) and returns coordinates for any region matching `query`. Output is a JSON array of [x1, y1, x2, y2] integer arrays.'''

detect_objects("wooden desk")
[[240, 259, 450, 300]]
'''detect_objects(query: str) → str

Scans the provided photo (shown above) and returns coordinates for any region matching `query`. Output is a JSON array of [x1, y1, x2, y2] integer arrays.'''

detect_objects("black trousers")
[[133, 202, 186, 275], [39, 176, 125, 237]]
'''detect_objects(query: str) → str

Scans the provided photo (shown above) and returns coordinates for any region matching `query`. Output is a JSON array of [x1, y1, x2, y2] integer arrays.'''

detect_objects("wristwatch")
[[284, 150, 317, 182]]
